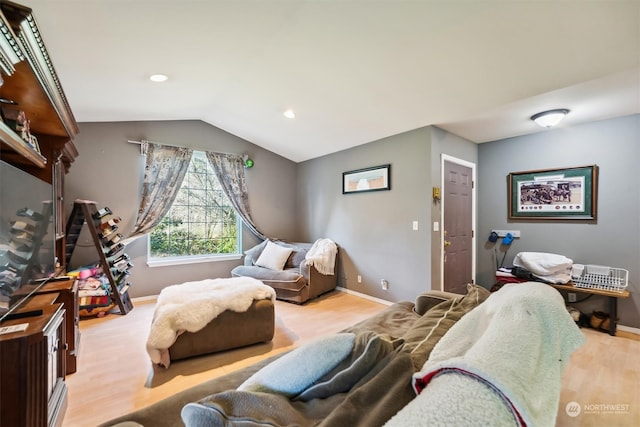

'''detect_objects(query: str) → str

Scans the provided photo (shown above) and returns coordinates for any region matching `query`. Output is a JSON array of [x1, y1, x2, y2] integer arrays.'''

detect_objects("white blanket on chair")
[[304, 238, 337, 275], [146, 277, 275, 367]]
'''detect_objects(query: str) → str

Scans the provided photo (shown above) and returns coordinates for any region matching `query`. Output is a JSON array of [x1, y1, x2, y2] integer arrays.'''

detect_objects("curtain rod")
[[127, 139, 244, 158]]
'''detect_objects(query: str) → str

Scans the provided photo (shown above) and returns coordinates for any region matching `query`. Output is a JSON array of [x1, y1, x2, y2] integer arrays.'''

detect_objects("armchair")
[[231, 240, 338, 304]]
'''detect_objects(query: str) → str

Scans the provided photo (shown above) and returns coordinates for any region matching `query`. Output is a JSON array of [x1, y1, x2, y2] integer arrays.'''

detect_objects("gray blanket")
[[181, 332, 407, 426]]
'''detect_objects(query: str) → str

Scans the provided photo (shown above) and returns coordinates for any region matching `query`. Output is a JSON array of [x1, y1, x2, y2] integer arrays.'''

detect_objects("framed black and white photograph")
[[343, 164, 391, 194], [508, 165, 598, 220]]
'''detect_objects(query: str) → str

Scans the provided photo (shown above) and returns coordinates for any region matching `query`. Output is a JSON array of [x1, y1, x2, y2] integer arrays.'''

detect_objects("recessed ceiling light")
[[283, 109, 296, 119], [149, 74, 168, 83]]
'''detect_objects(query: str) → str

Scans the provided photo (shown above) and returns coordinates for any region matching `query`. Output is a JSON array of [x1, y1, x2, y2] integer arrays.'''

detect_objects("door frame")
[[439, 154, 477, 291]]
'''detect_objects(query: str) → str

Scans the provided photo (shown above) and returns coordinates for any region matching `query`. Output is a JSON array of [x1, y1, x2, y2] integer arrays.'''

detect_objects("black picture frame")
[[508, 165, 598, 220], [342, 164, 391, 194]]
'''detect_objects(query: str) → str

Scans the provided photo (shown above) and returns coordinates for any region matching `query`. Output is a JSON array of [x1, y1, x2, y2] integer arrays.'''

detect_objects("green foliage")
[[149, 152, 239, 259]]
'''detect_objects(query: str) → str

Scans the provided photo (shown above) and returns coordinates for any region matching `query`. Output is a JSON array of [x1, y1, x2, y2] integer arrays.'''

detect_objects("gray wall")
[[65, 115, 640, 329], [298, 127, 427, 302], [65, 120, 298, 298], [477, 114, 640, 328], [296, 126, 477, 303]]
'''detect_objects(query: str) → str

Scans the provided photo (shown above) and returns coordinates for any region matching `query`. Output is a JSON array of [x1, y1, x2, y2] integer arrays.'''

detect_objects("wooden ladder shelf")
[[65, 200, 133, 315]]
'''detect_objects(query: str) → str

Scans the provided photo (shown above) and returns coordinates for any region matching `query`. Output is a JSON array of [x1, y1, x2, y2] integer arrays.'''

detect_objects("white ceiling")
[[25, 0, 640, 162]]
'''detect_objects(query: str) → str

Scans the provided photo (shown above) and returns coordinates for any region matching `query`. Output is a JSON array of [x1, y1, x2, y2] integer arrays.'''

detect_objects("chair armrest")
[[301, 262, 338, 299], [299, 261, 311, 279]]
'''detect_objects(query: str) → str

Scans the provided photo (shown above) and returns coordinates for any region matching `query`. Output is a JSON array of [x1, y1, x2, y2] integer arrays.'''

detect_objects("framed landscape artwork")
[[343, 164, 390, 194], [508, 165, 598, 220]]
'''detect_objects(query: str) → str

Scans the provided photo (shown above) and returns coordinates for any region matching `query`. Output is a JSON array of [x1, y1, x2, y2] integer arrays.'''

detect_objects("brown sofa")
[[102, 283, 585, 427], [231, 240, 337, 303], [100, 286, 485, 427]]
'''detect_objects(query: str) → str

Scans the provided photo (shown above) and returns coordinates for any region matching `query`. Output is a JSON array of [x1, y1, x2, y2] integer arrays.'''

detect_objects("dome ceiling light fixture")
[[530, 109, 570, 128], [283, 109, 296, 119]]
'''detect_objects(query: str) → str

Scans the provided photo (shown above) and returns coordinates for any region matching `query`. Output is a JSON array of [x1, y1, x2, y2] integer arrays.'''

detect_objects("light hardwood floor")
[[62, 290, 639, 427]]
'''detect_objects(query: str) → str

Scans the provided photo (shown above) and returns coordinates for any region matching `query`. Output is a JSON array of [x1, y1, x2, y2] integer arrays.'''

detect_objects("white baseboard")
[[617, 324, 640, 335], [336, 286, 393, 306], [132, 295, 157, 303], [131, 289, 393, 306]]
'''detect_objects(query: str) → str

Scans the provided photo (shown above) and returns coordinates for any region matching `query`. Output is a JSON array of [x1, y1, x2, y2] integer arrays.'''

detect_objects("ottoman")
[[169, 298, 275, 361], [146, 277, 276, 367]]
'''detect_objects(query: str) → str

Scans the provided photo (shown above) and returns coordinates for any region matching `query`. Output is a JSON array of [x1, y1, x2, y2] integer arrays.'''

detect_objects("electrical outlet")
[[491, 229, 521, 238], [357, 275, 362, 283], [381, 279, 389, 290], [568, 293, 577, 303]]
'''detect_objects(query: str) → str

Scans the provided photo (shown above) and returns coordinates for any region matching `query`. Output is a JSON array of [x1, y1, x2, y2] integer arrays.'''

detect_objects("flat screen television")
[[0, 159, 57, 321]]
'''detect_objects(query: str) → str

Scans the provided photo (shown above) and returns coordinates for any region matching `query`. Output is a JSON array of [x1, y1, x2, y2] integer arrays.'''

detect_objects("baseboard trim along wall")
[[132, 295, 158, 303], [617, 324, 640, 336], [335, 286, 393, 306]]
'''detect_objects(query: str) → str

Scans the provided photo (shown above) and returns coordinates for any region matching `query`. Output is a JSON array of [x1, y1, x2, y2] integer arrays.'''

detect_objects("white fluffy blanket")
[[388, 283, 585, 427], [304, 238, 337, 275], [513, 252, 573, 284], [146, 277, 275, 367]]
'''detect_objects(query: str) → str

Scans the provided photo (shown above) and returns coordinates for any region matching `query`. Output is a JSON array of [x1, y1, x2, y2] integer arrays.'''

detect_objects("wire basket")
[[572, 264, 629, 292]]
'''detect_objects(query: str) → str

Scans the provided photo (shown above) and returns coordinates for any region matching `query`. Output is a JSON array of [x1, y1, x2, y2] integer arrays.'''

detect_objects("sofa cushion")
[[244, 239, 268, 264], [238, 333, 356, 397], [401, 284, 490, 370], [181, 391, 313, 427], [231, 265, 307, 292], [414, 291, 457, 316], [296, 332, 401, 401], [285, 248, 308, 269], [255, 241, 293, 270]]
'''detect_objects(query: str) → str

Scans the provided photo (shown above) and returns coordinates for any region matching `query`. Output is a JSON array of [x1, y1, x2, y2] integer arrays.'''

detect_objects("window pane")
[[149, 151, 239, 259]]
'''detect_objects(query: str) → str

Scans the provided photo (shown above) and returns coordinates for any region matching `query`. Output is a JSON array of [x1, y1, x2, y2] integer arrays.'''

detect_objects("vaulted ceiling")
[[27, 0, 640, 162]]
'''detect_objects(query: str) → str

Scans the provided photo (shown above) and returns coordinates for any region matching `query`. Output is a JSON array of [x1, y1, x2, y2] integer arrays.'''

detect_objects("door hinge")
[[472, 180, 475, 189], [472, 230, 474, 238]]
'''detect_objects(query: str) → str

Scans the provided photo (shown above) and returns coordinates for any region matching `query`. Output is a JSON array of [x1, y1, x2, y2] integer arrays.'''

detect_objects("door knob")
[[444, 240, 451, 247]]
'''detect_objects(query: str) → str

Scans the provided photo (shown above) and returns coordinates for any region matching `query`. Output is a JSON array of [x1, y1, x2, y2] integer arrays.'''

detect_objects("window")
[[148, 151, 240, 264]]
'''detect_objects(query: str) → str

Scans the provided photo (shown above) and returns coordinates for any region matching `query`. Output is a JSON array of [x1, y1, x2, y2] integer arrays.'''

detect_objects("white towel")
[[513, 252, 573, 284]]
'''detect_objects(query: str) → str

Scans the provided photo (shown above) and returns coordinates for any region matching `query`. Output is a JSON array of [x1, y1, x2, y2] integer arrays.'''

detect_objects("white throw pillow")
[[254, 241, 293, 270]]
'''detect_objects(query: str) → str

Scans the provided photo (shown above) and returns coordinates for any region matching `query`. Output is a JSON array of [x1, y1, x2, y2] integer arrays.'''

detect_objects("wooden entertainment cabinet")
[[0, 296, 67, 427], [0, 1, 79, 426]]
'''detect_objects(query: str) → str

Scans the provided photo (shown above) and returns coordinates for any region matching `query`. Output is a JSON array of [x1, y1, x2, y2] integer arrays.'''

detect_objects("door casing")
[[439, 154, 476, 291]]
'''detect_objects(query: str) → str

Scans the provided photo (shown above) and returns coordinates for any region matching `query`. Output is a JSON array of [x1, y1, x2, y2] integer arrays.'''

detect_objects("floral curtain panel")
[[124, 143, 193, 243], [206, 152, 265, 240]]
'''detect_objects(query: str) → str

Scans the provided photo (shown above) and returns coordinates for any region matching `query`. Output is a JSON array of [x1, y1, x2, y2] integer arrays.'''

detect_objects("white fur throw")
[[146, 277, 276, 367], [304, 238, 337, 275]]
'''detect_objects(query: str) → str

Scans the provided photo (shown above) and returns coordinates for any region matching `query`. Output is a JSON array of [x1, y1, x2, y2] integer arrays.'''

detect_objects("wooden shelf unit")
[[65, 200, 134, 315], [0, 1, 79, 425]]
